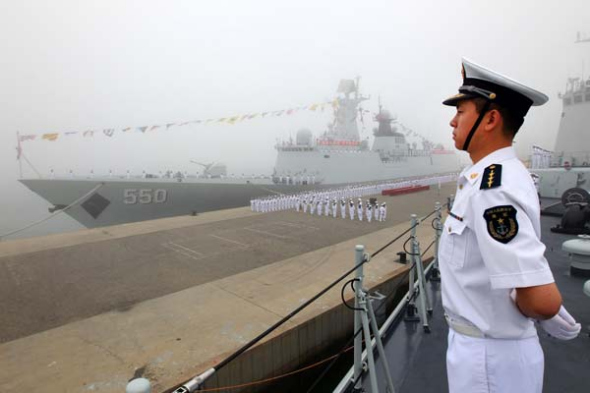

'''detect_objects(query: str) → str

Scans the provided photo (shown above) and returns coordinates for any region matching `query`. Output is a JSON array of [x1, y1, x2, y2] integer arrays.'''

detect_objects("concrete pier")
[[0, 183, 453, 392]]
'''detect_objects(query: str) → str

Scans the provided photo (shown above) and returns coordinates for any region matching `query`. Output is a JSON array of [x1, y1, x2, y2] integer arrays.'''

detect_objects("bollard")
[[397, 251, 407, 264], [126, 378, 151, 393]]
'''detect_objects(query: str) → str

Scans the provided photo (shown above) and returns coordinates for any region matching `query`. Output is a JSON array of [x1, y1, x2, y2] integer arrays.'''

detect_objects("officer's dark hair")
[[472, 98, 524, 138]]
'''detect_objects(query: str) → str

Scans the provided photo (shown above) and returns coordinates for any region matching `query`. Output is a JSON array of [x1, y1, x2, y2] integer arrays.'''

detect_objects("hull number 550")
[[124, 189, 168, 204]]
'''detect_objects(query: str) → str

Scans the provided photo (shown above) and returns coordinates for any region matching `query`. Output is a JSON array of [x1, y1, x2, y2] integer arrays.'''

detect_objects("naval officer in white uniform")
[[440, 58, 581, 393]]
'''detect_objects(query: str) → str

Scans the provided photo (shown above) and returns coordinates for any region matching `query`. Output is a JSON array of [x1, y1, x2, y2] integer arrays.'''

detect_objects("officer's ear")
[[483, 108, 503, 134]]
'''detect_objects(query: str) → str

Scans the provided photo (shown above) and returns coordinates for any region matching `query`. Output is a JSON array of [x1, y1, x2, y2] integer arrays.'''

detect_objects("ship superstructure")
[[553, 75, 590, 164], [273, 79, 459, 185]]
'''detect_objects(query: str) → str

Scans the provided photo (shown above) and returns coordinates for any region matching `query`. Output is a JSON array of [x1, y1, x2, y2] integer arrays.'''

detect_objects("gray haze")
[[1, 0, 589, 238]]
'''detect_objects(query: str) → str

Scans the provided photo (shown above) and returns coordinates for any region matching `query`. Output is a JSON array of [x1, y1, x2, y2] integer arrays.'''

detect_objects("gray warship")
[[19, 79, 460, 228]]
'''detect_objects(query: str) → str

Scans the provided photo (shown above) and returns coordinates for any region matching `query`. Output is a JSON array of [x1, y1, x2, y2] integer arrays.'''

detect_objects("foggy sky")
[[1, 0, 589, 236]]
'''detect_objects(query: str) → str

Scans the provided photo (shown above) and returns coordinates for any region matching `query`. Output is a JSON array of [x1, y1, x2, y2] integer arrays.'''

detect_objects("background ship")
[[532, 34, 590, 202], [19, 78, 461, 228]]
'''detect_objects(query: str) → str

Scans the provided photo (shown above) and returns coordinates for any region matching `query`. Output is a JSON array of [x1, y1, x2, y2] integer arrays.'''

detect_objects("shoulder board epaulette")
[[480, 164, 502, 190]]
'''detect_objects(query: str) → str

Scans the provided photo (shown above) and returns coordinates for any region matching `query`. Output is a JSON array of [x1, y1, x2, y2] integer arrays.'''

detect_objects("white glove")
[[538, 306, 581, 340]]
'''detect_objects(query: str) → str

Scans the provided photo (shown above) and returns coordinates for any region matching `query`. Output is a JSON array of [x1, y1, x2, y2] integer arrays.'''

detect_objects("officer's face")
[[449, 100, 478, 151]]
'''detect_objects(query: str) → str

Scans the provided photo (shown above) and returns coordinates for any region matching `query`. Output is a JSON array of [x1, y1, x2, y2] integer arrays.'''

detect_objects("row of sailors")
[[297, 197, 387, 222], [250, 173, 458, 214], [252, 192, 387, 221]]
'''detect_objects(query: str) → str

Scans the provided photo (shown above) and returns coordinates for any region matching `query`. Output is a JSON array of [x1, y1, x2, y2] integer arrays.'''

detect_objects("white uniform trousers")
[[447, 329, 544, 393]]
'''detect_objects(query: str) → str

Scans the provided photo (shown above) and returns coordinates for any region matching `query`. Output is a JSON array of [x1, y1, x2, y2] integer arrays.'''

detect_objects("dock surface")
[[0, 184, 454, 392]]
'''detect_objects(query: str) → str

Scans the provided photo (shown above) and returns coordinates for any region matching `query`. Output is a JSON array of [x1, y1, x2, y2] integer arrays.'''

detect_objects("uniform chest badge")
[[480, 164, 502, 189], [483, 205, 518, 244]]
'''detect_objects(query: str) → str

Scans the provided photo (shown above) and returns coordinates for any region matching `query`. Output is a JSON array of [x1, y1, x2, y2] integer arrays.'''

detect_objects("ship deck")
[[348, 202, 590, 393], [0, 183, 455, 392]]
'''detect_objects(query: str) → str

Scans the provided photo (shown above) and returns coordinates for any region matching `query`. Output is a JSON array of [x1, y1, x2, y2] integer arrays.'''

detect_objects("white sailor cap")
[[443, 58, 548, 119]]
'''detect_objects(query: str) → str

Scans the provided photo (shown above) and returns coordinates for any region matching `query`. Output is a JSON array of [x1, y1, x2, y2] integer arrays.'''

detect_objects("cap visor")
[[442, 92, 476, 106]]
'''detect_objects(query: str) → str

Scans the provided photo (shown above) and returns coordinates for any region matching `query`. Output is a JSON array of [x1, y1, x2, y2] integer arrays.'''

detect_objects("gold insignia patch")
[[480, 164, 502, 190]]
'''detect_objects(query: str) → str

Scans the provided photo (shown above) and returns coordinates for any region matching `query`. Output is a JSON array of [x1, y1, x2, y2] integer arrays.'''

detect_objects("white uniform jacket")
[[439, 147, 555, 339]]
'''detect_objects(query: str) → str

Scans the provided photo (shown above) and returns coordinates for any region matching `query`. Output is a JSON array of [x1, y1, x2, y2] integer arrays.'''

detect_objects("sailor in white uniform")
[[332, 198, 338, 218], [341, 198, 346, 219], [317, 197, 322, 216], [325, 197, 330, 217], [373, 200, 379, 221], [379, 202, 386, 222], [349, 199, 355, 220], [366, 201, 372, 223], [357, 198, 363, 221], [440, 58, 581, 393]]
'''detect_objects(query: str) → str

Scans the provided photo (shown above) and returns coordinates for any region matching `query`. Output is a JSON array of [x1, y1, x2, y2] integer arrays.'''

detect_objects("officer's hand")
[[538, 306, 581, 340]]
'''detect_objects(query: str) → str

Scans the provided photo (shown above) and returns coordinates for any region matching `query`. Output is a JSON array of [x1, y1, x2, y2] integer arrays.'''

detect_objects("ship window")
[[574, 95, 583, 104], [564, 97, 572, 106]]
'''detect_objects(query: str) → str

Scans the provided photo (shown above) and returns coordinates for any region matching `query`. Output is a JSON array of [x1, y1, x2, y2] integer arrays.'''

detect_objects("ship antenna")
[[574, 31, 590, 81], [16, 131, 22, 178]]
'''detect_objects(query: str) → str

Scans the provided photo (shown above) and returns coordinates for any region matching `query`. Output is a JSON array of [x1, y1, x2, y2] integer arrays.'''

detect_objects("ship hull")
[[20, 156, 459, 229], [19, 178, 337, 228]]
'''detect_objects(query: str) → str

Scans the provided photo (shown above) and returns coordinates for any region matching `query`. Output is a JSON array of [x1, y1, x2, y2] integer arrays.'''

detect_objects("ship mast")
[[16, 132, 22, 178], [575, 31, 590, 81], [15, 131, 43, 179]]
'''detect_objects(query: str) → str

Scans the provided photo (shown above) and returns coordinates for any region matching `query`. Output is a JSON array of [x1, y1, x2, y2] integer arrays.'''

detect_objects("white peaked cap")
[[443, 58, 548, 115]]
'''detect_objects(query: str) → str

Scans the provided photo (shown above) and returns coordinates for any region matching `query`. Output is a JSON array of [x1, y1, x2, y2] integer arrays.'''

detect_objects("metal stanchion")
[[411, 223, 432, 332], [352, 245, 395, 393], [353, 245, 363, 392], [430, 202, 442, 282], [404, 215, 420, 322], [404, 214, 432, 332]]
